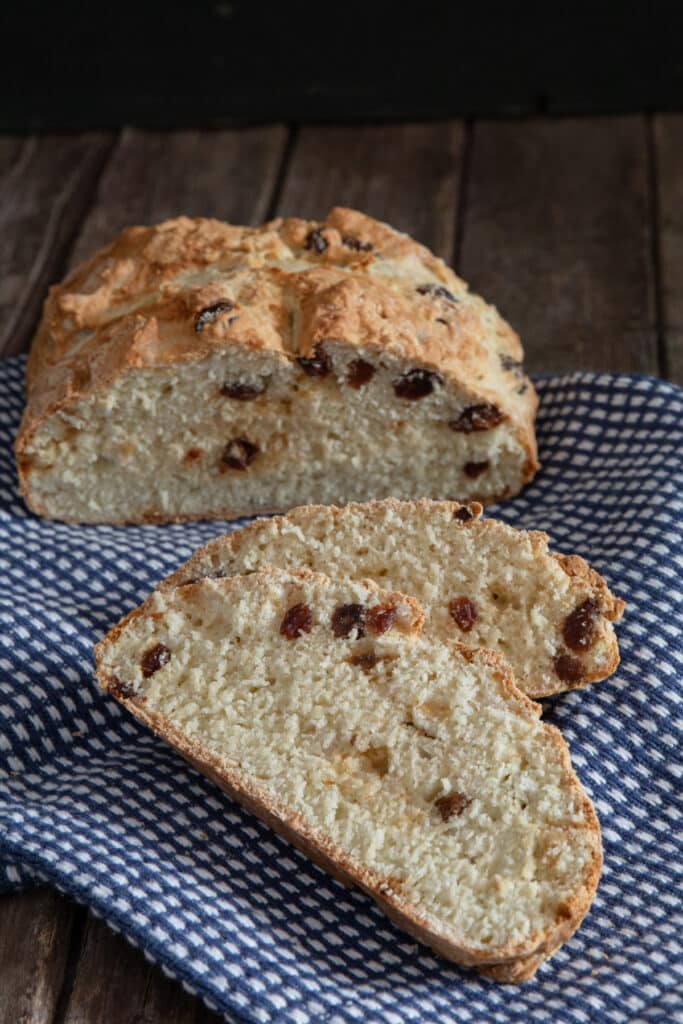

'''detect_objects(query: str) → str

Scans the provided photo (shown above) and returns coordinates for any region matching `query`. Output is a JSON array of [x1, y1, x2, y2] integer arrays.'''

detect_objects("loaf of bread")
[[16, 208, 538, 523], [95, 569, 601, 981], [164, 498, 624, 699]]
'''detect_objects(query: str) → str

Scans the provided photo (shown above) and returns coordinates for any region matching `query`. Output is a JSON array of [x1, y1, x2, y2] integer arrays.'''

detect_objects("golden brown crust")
[[479, 950, 549, 982], [15, 208, 538, 512], [94, 570, 602, 981], [553, 553, 626, 622]]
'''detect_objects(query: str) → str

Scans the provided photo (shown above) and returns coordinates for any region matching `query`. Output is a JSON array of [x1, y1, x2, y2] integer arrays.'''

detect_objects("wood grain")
[[0, 889, 77, 1024], [653, 114, 683, 385], [459, 117, 659, 375], [62, 914, 222, 1024], [0, 134, 114, 357], [276, 122, 464, 258], [69, 126, 289, 267]]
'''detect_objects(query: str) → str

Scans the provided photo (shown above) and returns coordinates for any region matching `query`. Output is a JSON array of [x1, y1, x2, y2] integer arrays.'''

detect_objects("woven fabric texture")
[[0, 356, 681, 1023]]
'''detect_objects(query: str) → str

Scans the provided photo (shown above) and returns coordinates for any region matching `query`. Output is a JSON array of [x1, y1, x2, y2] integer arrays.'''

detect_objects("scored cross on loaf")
[[16, 207, 538, 523]]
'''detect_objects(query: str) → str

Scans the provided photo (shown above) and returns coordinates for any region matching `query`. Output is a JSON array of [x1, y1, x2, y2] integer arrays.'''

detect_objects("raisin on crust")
[[16, 208, 537, 523], [95, 568, 601, 980]]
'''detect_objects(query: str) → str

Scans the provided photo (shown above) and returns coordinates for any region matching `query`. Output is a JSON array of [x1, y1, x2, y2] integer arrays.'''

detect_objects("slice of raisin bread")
[[164, 498, 625, 699], [95, 569, 601, 981], [16, 207, 538, 523]]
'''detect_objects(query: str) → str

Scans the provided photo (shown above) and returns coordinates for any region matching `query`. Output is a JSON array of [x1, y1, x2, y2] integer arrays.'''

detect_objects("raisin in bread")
[[16, 207, 538, 524], [164, 498, 624, 698], [95, 569, 601, 981]]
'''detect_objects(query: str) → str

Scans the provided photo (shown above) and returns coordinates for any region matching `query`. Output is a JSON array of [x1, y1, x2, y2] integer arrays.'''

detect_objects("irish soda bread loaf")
[[95, 569, 601, 981], [164, 499, 624, 698], [16, 208, 538, 523]]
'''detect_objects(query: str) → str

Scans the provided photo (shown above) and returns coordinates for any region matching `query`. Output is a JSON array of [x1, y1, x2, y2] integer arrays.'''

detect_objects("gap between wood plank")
[[59, 913, 222, 1024], [645, 114, 669, 379], [264, 125, 299, 221], [273, 121, 466, 259], [652, 114, 683, 386], [51, 904, 87, 1024], [458, 116, 659, 376], [0, 888, 79, 1024], [68, 125, 290, 268], [0, 133, 117, 358], [452, 120, 474, 269]]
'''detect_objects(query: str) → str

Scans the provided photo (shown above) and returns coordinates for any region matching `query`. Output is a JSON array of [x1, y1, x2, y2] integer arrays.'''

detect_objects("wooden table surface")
[[1, 115, 682, 1023]]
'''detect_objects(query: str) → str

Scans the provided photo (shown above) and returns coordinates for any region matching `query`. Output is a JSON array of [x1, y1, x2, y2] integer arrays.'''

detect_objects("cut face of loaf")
[[95, 569, 601, 980], [165, 498, 625, 699], [16, 207, 538, 523]]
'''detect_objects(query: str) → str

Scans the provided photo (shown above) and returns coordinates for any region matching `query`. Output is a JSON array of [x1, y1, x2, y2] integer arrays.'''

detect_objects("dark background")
[[2, 2, 683, 131]]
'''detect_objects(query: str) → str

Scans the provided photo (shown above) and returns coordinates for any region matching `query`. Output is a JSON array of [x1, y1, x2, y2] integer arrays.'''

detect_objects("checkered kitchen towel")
[[0, 355, 681, 1024]]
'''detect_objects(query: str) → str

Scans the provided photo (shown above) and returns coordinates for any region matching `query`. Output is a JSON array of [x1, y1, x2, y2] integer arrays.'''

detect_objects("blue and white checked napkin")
[[0, 355, 681, 1023]]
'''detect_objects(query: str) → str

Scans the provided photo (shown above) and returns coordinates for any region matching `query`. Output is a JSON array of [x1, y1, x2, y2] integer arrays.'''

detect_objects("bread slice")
[[95, 569, 602, 980], [16, 207, 538, 523], [164, 498, 624, 699]]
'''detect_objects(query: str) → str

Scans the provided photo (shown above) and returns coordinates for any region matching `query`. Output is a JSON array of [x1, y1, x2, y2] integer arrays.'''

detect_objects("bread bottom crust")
[[96, 670, 599, 982]]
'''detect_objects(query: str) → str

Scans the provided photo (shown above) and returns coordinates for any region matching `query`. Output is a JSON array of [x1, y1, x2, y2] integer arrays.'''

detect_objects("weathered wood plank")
[[0, 134, 114, 358], [70, 126, 289, 267], [653, 114, 683, 386], [459, 117, 658, 375], [62, 914, 222, 1024], [276, 122, 464, 258], [0, 889, 77, 1024]]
